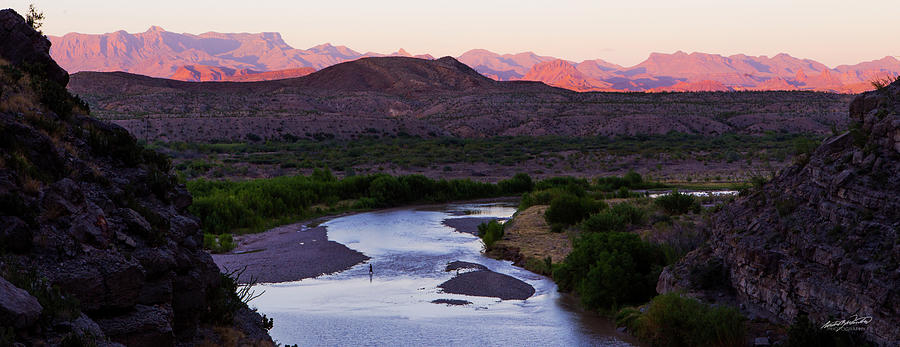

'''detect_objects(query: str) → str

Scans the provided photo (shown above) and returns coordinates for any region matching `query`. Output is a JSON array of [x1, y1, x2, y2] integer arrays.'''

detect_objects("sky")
[[9, 0, 900, 67]]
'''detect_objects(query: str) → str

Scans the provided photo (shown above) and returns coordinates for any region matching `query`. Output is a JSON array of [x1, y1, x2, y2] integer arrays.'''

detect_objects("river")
[[248, 202, 639, 346]]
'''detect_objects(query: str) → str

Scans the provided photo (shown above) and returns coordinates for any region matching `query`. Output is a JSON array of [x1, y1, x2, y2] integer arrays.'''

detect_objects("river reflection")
[[249, 203, 638, 346]]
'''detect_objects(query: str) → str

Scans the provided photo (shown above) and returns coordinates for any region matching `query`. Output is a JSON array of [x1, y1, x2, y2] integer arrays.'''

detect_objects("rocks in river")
[[439, 269, 535, 300], [431, 299, 473, 306], [445, 261, 488, 272]]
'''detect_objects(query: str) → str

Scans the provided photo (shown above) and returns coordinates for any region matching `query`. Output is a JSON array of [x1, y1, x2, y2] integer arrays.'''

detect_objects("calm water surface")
[[250, 203, 638, 346]]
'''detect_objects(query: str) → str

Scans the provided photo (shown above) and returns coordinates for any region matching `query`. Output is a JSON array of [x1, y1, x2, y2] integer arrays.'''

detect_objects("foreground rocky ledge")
[[0, 9, 273, 346]]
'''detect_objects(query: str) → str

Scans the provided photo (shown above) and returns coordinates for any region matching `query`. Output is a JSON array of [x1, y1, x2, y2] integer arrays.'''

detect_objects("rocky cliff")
[[0, 9, 273, 346], [658, 78, 900, 345]]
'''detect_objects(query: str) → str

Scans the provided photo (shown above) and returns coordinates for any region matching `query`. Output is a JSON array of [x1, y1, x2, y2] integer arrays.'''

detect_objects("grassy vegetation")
[[655, 190, 701, 215], [187, 170, 534, 234], [616, 293, 746, 347], [477, 220, 505, 249], [149, 132, 821, 179], [553, 231, 668, 310]]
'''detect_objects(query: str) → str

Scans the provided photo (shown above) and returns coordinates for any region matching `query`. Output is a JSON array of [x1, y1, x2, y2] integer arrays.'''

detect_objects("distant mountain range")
[[68, 56, 852, 142], [49, 27, 900, 92]]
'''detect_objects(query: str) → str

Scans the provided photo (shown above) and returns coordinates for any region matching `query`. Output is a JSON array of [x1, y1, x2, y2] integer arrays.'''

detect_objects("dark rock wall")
[[0, 8, 272, 346], [659, 79, 900, 346]]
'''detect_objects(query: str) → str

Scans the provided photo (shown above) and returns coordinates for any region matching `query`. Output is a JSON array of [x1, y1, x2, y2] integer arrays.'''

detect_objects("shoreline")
[[211, 197, 520, 284]]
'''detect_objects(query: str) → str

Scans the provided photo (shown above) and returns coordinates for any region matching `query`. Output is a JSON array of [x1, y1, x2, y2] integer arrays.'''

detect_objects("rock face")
[[0, 9, 68, 85], [0, 9, 272, 346], [658, 79, 900, 345]]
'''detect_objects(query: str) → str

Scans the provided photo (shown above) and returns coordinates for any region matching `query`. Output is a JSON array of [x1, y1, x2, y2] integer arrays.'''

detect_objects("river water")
[[249, 203, 638, 346]]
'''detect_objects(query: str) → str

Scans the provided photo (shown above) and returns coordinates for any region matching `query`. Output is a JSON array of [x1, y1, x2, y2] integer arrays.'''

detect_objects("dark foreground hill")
[[0, 9, 273, 346], [67, 57, 854, 142], [658, 78, 900, 345]]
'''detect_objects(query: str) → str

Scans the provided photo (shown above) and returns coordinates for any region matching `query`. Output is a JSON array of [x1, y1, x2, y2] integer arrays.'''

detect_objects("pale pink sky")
[[10, 0, 899, 67]]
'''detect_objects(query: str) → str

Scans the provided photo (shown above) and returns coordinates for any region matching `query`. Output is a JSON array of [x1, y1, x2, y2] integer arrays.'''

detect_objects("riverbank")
[[485, 205, 572, 274], [212, 222, 368, 284], [212, 197, 520, 283]]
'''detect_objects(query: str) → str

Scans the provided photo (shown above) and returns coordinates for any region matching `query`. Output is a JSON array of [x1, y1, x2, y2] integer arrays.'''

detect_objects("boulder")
[[0, 276, 42, 329]]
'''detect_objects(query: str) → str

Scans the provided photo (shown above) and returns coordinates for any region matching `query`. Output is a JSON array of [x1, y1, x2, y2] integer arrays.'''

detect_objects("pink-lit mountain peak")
[[47, 27, 900, 92]]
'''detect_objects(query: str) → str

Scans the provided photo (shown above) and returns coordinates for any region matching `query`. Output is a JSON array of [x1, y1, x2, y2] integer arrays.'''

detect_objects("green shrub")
[[582, 203, 646, 233], [498, 173, 534, 194], [519, 188, 567, 209], [582, 209, 626, 232], [478, 220, 505, 249], [203, 233, 217, 249], [553, 232, 667, 310], [188, 172, 513, 233], [535, 176, 590, 192], [204, 269, 249, 325], [621, 293, 746, 347], [202, 233, 237, 253], [611, 202, 646, 225], [594, 171, 667, 192], [524, 256, 554, 276], [655, 190, 699, 215], [545, 194, 605, 225], [550, 223, 566, 233]]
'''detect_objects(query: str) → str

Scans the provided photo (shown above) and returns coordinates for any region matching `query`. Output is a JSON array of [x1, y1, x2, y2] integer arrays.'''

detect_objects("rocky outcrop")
[[0, 9, 272, 346], [659, 79, 900, 345], [0, 9, 68, 85]]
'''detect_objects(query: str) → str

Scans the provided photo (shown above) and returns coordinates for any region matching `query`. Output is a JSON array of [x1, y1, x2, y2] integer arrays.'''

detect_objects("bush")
[[202, 233, 236, 253], [204, 269, 253, 325], [553, 232, 667, 309], [655, 190, 699, 215], [582, 209, 626, 232], [188, 172, 515, 233], [611, 202, 646, 225], [535, 176, 590, 192], [519, 188, 567, 209], [581, 203, 645, 233], [524, 256, 554, 276], [498, 173, 534, 194], [544, 194, 606, 225], [619, 293, 746, 347], [478, 220, 505, 249]]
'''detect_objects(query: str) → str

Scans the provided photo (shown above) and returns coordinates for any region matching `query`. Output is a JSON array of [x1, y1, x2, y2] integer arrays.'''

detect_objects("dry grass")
[[0, 93, 37, 114], [22, 175, 42, 194], [495, 205, 572, 264]]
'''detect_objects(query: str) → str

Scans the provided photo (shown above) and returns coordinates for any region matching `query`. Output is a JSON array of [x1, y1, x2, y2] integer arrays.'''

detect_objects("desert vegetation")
[[616, 293, 746, 347], [187, 169, 535, 235]]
